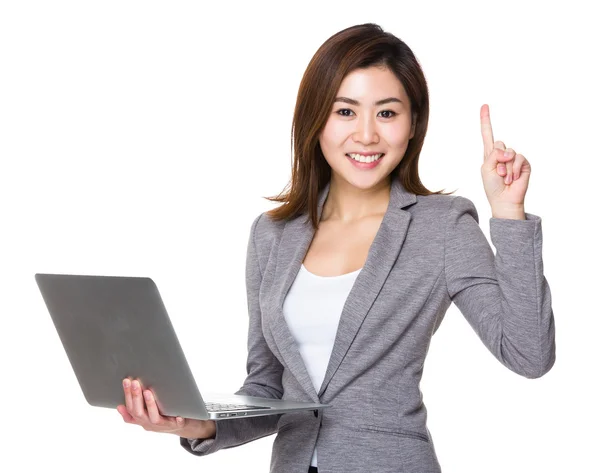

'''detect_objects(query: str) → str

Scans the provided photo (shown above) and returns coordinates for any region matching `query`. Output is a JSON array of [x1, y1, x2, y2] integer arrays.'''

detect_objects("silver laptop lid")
[[35, 273, 211, 420]]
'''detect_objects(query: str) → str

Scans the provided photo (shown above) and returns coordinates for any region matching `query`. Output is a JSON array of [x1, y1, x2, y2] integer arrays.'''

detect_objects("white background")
[[1, 1, 598, 472]]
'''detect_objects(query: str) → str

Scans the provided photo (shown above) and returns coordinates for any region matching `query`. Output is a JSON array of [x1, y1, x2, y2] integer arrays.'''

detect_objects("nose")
[[352, 114, 379, 145]]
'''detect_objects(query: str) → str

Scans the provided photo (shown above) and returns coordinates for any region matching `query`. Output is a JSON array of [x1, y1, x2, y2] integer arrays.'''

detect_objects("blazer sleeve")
[[444, 196, 556, 379], [180, 213, 285, 455]]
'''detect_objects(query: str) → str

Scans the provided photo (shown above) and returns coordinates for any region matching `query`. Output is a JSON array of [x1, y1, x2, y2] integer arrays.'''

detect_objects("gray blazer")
[[181, 178, 556, 472]]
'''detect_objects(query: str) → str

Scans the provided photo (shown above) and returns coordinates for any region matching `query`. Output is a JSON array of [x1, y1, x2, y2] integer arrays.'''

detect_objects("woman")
[[117, 23, 556, 472]]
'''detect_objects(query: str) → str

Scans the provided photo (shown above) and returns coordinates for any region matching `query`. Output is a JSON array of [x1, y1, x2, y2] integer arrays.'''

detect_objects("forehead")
[[336, 66, 408, 100]]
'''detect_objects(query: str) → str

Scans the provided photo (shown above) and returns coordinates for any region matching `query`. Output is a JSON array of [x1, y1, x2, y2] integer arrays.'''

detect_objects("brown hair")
[[265, 23, 454, 229]]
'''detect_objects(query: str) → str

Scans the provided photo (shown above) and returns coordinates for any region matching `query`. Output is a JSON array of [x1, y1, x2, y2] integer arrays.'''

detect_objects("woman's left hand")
[[480, 104, 530, 212]]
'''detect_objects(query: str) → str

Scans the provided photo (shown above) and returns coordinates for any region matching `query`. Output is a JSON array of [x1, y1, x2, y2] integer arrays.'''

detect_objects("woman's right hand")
[[117, 378, 216, 440]]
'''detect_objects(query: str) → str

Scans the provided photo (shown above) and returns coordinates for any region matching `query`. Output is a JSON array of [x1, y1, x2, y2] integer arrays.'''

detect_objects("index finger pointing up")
[[480, 104, 495, 159]]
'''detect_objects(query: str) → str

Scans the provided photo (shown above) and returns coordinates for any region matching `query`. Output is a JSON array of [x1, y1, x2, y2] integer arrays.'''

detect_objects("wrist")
[[199, 421, 217, 440], [180, 420, 216, 440], [491, 203, 526, 220]]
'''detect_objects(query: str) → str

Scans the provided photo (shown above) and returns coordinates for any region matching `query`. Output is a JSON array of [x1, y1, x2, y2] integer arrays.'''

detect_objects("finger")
[[175, 417, 186, 429], [480, 104, 495, 159], [117, 404, 135, 423], [144, 389, 165, 426], [498, 147, 515, 178], [505, 158, 514, 184], [123, 378, 134, 414], [503, 148, 516, 184], [131, 379, 148, 418], [513, 153, 526, 180], [484, 141, 507, 174]]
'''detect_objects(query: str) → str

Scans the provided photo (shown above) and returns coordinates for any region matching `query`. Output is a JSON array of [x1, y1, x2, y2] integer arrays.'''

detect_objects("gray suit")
[[181, 178, 556, 472]]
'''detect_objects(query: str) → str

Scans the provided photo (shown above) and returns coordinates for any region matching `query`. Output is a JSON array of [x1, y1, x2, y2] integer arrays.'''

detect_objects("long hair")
[[265, 23, 454, 229]]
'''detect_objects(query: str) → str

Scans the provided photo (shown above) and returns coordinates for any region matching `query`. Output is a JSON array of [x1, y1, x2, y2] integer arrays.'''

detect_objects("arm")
[[180, 213, 285, 455], [444, 196, 556, 379]]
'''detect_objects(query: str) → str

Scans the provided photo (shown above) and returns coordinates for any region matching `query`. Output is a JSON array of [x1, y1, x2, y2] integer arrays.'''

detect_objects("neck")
[[321, 176, 391, 223]]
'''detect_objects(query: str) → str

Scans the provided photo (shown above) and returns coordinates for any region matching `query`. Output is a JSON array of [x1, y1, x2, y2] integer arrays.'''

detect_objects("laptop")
[[35, 273, 329, 420]]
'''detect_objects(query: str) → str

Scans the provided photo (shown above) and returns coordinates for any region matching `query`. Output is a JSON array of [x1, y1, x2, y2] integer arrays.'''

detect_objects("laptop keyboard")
[[204, 402, 271, 412]]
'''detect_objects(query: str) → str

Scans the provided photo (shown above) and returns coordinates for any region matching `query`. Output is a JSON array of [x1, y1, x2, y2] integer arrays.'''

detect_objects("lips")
[[346, 153, 385, 163], [345, 153, 385, 169]]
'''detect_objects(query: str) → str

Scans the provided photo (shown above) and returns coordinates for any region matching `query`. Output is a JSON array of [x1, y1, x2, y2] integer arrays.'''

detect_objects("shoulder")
[[248, 210, 286, 253], [414, 193, 476, 208], [411, 194, 479, 225]]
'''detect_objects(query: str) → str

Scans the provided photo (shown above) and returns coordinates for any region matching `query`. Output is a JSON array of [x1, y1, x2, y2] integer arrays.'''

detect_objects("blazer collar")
[[268, 178, 417, 402]]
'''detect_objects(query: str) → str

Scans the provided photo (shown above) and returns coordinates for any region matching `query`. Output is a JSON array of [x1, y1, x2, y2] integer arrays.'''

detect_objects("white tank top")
[[283, 263, 362, 468]]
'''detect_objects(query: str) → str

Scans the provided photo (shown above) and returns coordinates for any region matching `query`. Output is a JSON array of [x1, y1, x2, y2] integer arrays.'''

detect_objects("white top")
[[283, 263, 362, 468]]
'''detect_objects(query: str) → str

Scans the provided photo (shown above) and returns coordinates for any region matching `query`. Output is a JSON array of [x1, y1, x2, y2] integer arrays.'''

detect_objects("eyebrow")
[[334, 96, 403, 106]]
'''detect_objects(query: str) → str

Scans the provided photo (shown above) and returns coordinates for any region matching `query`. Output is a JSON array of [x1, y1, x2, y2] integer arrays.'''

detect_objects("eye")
[[378, 110, 397, 119], [335, 108, 354, 117], [334, 108, 397, 118]]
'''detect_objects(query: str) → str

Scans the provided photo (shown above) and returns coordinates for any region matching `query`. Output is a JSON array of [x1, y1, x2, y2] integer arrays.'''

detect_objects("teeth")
[[348, 153, 383, 163]]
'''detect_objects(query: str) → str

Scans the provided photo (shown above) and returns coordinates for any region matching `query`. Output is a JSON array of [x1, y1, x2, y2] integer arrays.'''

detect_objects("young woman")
[[117, 23, 556, 473]]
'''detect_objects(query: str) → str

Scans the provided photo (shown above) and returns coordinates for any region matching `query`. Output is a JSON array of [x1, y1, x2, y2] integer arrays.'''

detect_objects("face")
[[318, 66, 415, 190]]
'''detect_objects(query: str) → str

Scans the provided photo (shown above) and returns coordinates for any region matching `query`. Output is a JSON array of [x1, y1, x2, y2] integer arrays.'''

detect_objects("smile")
[[346, 153, 384, 163]]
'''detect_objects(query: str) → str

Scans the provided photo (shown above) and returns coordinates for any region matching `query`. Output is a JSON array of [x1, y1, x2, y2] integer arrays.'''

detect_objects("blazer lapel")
[[268, 187, 331, 403], [268, 178, 417, 402]]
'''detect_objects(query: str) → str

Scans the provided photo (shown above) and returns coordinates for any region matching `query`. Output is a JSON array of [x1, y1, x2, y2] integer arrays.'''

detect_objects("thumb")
[[483, 148, 512, 173]]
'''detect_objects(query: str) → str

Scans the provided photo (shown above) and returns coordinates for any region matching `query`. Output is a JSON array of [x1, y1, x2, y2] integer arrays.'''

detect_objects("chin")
[[341, 173, 390, 191]]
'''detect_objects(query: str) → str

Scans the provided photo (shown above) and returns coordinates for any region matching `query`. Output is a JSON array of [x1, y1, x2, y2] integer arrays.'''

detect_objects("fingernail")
[[504, 150, 510, 157], [123, 379, 130, 388], [499, 164, 506, 173], [144, 391, 152, 400]]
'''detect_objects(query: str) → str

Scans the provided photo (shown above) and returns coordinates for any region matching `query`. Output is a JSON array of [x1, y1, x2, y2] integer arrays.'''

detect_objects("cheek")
[[320, 119, 350, 147], [382, 125, 412, 148]]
